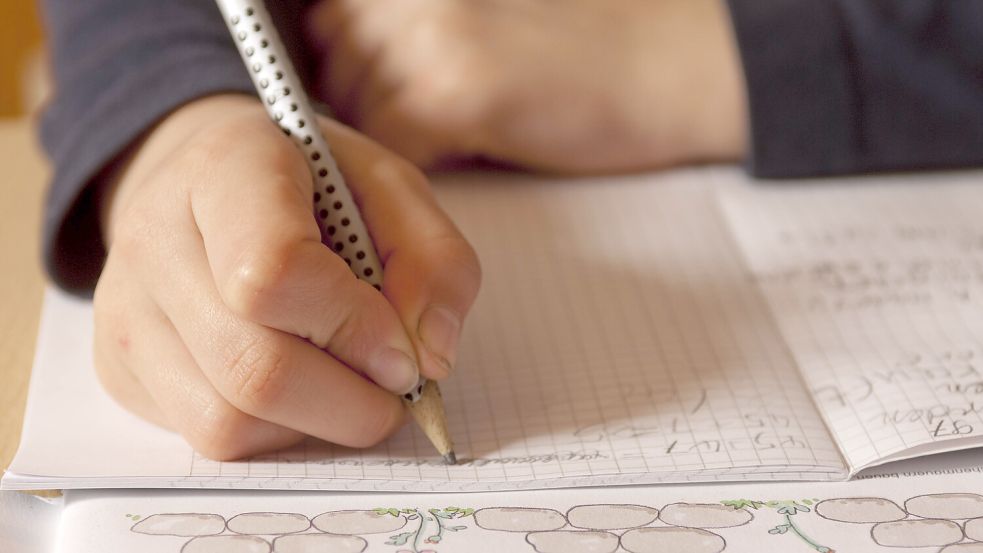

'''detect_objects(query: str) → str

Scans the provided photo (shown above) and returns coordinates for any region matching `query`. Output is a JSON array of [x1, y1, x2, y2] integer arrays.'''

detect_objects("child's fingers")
[[187, 127, 420, 395], [94, 265, 304, 460], [323, 120, 482, 379], [92, 332, 171, 431], [147, 221, 407, 448], [92, 265, 172, 430], [128, 313, 307, 461], [381, 238, 481, 380]]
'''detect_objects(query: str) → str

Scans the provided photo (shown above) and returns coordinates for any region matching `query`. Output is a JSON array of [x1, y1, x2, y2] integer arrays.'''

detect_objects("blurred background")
[[1, 2, 44, 117], [0, 2, 46, 471]]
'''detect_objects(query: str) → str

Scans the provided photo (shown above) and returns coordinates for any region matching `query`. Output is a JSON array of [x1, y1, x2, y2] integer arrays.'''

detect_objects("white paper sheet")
[[54, 448, 983, 553], [0, 491, 61, 553], [718, 171, 983, 472], [8, 168, 983, 493], [4, 170, 845, 491]]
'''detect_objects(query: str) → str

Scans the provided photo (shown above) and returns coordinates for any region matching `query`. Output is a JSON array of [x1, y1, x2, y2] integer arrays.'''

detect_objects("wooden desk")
[[0, 117, 47, 470]]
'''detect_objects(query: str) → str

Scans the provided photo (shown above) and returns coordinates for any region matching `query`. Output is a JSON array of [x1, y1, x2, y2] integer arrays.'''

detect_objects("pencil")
[[213, 0, 455, 464]]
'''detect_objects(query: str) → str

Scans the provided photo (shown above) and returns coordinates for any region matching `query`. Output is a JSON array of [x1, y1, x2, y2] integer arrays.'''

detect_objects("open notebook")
[[4, 167, 983, 492]]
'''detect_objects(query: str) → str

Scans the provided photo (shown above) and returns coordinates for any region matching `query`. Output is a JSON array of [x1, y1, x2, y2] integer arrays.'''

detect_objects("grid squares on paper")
[[720, 176, 983, 472], [188, 171, 846, 489]]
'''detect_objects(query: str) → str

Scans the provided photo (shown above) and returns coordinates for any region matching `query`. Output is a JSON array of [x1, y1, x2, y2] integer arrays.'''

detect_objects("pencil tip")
[[443, 451, 457, 465]]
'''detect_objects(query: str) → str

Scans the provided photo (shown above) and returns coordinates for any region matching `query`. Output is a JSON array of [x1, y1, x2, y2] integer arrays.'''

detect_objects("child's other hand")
[[306, 0, 747, 173], [93, 94, 480, 460]]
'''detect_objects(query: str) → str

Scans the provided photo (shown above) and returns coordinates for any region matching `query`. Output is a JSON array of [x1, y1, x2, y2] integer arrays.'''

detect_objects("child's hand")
[[93, 94, 481, 460], [305, 0, 747, 173]]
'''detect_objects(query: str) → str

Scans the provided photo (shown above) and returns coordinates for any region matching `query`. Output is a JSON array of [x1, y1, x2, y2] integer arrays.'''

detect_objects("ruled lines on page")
[[4, 170, 846, 492], [182, 171, 845, 489], [718, 170, 983, 472]]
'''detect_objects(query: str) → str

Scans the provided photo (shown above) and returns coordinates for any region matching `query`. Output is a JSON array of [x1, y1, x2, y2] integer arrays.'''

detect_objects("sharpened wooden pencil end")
[[405, 379, 455, 463]]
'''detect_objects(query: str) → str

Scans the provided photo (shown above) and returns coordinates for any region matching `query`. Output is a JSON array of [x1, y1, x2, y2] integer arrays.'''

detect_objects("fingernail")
[[418, 305, 462, 376], [369, 348, 420, 395]]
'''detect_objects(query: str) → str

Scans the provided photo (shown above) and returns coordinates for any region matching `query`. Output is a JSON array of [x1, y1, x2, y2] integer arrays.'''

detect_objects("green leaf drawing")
[[777, 504, 811, 515], [723, 498, 832, 553], [372, 506, 473, 551], [722, 499, 765, 510], [385, 531, 413, 546]]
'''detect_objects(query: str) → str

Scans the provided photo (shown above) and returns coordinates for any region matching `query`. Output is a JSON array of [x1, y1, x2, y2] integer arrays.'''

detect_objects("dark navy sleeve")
[[725, 0, 983, 178], [38, 0, 308, 295]]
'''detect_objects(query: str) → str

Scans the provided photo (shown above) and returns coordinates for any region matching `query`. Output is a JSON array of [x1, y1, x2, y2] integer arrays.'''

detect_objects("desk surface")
[[0, 117, 47, 470]]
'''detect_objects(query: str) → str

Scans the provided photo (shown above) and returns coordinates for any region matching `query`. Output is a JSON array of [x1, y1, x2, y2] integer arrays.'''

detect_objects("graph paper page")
[[5, 170, 844, 491], [718, 169, 983, 473]]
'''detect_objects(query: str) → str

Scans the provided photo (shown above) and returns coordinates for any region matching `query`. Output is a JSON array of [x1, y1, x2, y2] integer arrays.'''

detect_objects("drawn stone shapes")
[[940, 543, 983, 553], [816, 494, 983, 549], [525, 530, 620, 553], [473, 507, 566, 532], [311, 510, 407, 534], [181, 535, 271, 553], [227, 512, 311, 535], [131, 513, 226, 536], [868, 494, 983, 548], [814, 497, 907, 523], [905, 494, 983, 520], [130, 502, 748, 553], [566, 504, 659, 530], [965, 517, 983, 541], [271, 533, 368, 553], [658, 503, 753, 528], [129, 510, 401, 553], [870, 519, 963, 547], [620, 527, 726, 553], [477, 503, 743, 553], [129, 494, 983, 553]]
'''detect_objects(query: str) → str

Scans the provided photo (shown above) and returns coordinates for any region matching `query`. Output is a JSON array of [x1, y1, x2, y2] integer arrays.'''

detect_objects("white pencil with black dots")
[[214, 0, 455, 465]]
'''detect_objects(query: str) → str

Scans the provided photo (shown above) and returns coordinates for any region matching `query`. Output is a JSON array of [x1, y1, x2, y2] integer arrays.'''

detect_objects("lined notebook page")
[[718, 170, 983, 472], [5, 170, 844, 491], [183, 171, 844, 489]]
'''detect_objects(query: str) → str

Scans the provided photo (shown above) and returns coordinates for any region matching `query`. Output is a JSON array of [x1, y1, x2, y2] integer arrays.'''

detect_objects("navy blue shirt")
[[37, 0, 983, 294]]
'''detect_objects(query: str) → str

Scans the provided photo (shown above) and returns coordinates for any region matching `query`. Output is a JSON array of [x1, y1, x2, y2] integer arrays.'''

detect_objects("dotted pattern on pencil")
[[216, 0, 426, 402]]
